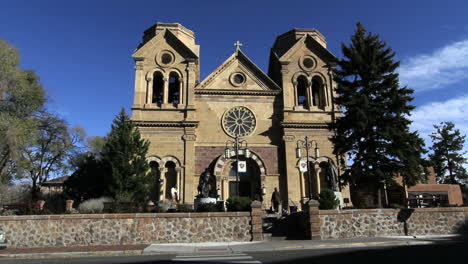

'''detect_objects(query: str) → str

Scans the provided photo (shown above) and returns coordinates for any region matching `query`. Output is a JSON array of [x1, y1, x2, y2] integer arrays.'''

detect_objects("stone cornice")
[[134, 120, 199, 128], [281, 122, 331, 129], [195, 89, 281, 96]]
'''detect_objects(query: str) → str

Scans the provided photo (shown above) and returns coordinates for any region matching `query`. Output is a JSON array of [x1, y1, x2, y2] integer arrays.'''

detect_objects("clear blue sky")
[[1, 0, 467, 151]]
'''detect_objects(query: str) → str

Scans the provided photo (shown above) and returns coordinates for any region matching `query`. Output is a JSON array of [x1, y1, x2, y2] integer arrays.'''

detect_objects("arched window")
[[296, 76, 308, 107], [152, 72, 164, 104], [312, 77, 325, 109], [168, 72, 180, 105], [164, 161, 177, 199]]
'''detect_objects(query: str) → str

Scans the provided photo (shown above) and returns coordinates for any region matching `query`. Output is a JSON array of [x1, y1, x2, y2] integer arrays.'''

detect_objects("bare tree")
[[14, 112, 85, 199]]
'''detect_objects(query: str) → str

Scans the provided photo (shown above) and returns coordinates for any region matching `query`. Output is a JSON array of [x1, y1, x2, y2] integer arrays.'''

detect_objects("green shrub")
[[177, 203, 193, 212], [196, 202, 221, 212], [226, 196, 251, 212], [318, 189, 340, 210], [103, 201, 140, 213], [79, 197, 113, 214]]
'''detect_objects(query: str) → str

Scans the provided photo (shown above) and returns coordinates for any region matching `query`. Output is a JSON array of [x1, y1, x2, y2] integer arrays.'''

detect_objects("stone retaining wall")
[[318, 207, 468, 239], [0, 212, 252, 248]]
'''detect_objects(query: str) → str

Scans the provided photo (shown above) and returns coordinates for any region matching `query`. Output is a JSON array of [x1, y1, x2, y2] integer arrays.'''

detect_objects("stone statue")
[[325, 160, 338, 191], [197, 169, 212, 198]]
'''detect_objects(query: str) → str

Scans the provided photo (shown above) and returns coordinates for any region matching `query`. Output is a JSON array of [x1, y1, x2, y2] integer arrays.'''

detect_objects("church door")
[[227, 159, 261, 199]]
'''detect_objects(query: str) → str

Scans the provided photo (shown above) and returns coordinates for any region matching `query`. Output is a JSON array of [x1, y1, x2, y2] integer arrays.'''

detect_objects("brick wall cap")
[[251, 201, 262, 208], [307, 199, 320, 207]]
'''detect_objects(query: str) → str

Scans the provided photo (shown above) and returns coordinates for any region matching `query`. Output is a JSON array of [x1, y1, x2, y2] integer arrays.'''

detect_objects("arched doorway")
[[226, 159, 262, 199], [213, 150, 267, 201]]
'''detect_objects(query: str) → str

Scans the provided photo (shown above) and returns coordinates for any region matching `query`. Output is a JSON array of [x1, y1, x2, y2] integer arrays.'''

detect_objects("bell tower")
[[131, 23, 200, 203], [268, 28, 342, 205]]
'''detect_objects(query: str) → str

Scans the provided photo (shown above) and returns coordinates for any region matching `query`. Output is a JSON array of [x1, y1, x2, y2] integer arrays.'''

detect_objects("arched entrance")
[[226, 159, 262, 199], [213, 149, 267, 201]]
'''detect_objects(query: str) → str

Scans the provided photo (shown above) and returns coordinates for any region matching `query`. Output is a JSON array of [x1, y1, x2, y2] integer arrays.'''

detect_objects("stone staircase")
[[262, 213, 287, 241], [262, 212, 308, 241]]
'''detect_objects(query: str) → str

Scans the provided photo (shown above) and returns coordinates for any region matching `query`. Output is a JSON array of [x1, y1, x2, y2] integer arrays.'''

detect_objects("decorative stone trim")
[[281, 122, 330, 129], [133, 120, 199, 128], [161, 156, 182, 167], [182, 134, 197, 141], [213, 150, 267, 176], [195, 89, 280, 96]]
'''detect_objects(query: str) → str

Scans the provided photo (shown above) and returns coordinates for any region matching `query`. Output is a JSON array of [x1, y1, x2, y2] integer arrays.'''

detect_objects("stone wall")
[[318, 207, 468, 239], [0, 212, 252, 248]]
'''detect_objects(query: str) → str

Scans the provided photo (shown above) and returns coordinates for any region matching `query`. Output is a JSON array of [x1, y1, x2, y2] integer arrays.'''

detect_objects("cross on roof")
[[234, 40, 243, 50]]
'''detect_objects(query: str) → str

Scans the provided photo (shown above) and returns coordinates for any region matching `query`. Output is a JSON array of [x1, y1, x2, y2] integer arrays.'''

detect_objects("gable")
[[196, 49, 281, 92], [132, 29, 198, 60], [279, 34, 337, 65]]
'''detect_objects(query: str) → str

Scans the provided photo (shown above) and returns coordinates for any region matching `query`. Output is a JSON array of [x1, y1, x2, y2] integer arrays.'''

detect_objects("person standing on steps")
[[271, 188, 281, 213]]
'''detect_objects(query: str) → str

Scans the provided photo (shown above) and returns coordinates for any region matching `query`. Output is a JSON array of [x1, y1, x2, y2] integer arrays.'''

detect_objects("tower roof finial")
[[234, 40, 243, 50]]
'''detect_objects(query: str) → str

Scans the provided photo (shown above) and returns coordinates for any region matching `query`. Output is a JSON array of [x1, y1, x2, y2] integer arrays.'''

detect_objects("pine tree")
[[429, 122, 467, 185], [332, 23, 427, 206], [101, 109, 150, 202]]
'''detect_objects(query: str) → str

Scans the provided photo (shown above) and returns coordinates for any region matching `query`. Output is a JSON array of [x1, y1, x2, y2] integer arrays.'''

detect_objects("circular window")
[[299, 55, 316, 71], [303, 58, 314, 68], [229, 72, 247, 87], [155, 50, 175, 67], [222, 106, 256, 138], [161, 53, 173, 65]]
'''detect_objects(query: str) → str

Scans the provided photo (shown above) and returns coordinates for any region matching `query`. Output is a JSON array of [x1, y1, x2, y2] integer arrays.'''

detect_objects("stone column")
[[250, 200, 263, 241], [132, 59, 145, 107], [283, 134, 300, 207], [176, 168, 182, 201], [306, 199, 321, 240], [315, 166, 321, 199], [159, 168, 165, 201], [306, 79, 312, 110], [183, 134, 196, 204], [145, 75, 153, 105], [162, 77, 169, 106], [178, 78, 184, 107], [185, 60, 197, 110], [65, 200, 74, 213]]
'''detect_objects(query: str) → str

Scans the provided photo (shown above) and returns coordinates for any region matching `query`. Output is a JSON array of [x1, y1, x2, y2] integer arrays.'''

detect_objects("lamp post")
[[296, 136, 320, 199], [224, 136, 250, 197]]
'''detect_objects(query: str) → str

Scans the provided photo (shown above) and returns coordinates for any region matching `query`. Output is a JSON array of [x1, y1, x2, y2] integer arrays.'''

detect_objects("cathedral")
[[130, 22, 351, 209]]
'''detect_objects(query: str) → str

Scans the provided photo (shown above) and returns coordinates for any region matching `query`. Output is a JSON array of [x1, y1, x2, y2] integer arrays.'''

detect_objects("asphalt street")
[[1, 241, 467, 264]]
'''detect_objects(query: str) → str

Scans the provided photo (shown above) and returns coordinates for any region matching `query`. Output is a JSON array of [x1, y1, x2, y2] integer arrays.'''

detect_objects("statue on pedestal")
[[197, 169, 213, 198], [325, 160, 338, 191]]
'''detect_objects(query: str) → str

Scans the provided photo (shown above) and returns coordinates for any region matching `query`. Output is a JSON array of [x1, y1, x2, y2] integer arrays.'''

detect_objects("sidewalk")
[[0, 235, 460, 258], [143, 235, 460, 254]]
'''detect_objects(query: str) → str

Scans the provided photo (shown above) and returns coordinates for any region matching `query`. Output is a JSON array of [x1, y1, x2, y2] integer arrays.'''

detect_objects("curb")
[[0, 250, 143, 259]]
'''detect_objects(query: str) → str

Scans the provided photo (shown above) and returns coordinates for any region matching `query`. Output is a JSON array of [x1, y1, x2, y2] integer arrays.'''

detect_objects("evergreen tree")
[[101, 109, 151, 202], [429, 122, 467, 185], [332, 23, 427, 206]]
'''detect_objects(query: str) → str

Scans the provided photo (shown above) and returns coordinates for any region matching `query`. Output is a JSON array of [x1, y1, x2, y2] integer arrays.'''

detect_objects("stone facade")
[[0, 212, 252, 248], [317, 207, 468, 240], [130, 22, 351, 209]]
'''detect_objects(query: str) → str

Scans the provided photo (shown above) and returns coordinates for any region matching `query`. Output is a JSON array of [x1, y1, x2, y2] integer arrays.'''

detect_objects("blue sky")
[[1, 0, 467, 154]]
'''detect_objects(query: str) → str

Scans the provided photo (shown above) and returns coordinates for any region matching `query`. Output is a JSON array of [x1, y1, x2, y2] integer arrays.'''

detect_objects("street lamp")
[[224, 136, 250, 197], [296, 136, 320, 199]]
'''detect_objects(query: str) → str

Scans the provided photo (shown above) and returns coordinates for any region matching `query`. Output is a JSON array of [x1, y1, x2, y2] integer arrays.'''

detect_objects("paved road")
[[0, 241, 467, 264]]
